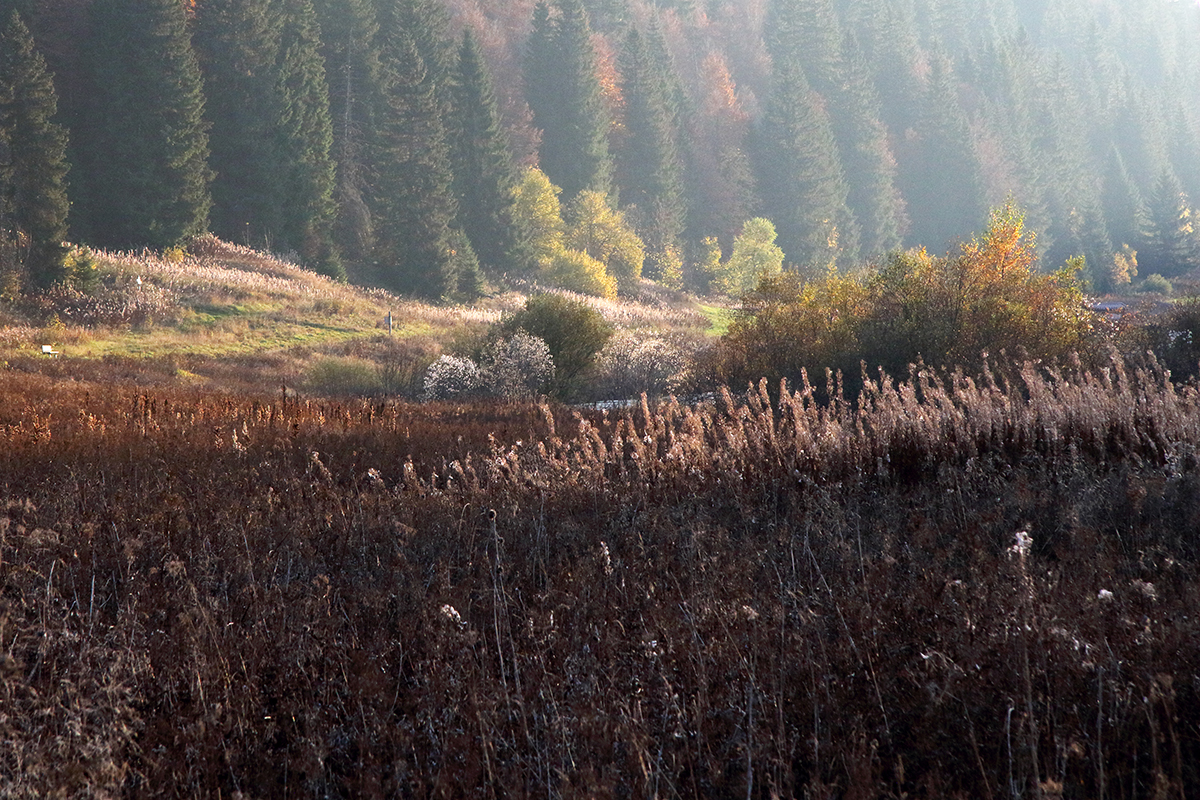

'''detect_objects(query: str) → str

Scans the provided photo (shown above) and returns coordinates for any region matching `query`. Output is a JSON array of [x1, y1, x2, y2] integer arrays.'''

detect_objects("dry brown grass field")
[[2, 351, 1199, 798]]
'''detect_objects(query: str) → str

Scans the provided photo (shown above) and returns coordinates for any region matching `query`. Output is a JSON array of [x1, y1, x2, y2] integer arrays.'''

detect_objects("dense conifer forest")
[[1, 0, 1199, 298]]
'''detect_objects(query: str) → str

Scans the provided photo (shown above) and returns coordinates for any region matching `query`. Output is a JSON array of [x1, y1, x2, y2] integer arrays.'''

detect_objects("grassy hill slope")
[[0, 237, 715, 395]]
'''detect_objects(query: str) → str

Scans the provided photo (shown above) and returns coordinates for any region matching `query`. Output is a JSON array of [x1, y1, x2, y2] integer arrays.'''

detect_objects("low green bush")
[[496, 293, 612, 399]]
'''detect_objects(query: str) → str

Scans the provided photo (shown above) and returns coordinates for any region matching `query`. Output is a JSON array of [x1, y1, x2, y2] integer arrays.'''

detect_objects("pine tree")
[[755, 54, 858, 268], [77, 0, 211, 250], [193, 0, 284, 246], [275, 0, 341, 276], [371, 23, 460, 298], [895, 52, 986, 253], [525, 0, 613, 200], [615, 26, 686, 264], [0, 11, 68, 288], [314, 0, 383, 261], [448, 28, 524, 276], [1139, 170, 1200, 279]]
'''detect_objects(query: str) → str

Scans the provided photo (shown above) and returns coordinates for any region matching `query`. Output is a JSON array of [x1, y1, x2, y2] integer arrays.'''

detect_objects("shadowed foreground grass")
[[1, 355, 1199, 798]]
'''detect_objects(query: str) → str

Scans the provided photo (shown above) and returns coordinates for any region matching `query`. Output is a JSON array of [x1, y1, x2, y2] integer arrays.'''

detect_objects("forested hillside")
[[2, 0, 1199, 298]]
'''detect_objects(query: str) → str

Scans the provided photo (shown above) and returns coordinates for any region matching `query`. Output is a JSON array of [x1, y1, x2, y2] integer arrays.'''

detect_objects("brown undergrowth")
[[1, 354, 1199, 798]]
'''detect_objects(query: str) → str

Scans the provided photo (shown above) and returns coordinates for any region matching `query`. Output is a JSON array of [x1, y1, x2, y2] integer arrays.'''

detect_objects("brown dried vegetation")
[[1, 353, 1199, 798]]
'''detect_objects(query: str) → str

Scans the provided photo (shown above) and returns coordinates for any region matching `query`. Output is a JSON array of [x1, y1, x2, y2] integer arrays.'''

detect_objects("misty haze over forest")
[[2, 0, 1199, 297]]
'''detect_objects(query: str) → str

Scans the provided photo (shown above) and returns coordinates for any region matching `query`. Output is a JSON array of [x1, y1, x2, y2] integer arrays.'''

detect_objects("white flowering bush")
[[422, 355, 482, 401], [480, 332, 554, 399], [593, 331, 689, 399]]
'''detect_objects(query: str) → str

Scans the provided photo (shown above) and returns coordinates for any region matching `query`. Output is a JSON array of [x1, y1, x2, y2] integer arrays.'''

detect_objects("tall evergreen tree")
[[194, 0, 284, 246], [764, 0, 903, 258], [77, 0, 211, 250], [895, 52, 985, 252], [195, 0, 338, 272], [830, 31, 905, 257], [847, 0, 925, 134], [524, 0, 613, 200], [314, 0, 383, 262], [275, 0, 341, 275], [754, 54, 858, 268], [615, 26, 686, 259], [384, 0, 457, 118], [371, 23, 461, 297], [0, 11, 68, 288], [765, 0, 842, 95], [685, 51, 757, 252], [1101, 145, 1143, 250], [1139, 170, 1200, 279], [195, 0, 339, 274], [448, 28, 524, 275]]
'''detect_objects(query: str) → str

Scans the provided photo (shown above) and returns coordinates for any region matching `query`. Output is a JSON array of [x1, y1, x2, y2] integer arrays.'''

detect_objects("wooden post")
[[387, 311, 393, 335]]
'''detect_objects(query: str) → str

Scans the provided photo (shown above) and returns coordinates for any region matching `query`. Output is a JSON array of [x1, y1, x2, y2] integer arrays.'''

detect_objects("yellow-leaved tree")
[[711, 217, 785, 296], [566, 190, 644, 294], [510, 168, 617, 298]]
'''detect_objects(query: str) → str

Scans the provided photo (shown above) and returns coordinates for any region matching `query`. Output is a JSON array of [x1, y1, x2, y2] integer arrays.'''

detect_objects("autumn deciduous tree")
[[510, 167, 616, 297], [565, 190, 643, 294], [710, 217, 784, 297], [862, 203, 1093, 372]]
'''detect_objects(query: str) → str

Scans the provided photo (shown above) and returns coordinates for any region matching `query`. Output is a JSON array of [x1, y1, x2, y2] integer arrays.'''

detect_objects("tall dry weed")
[[1, 354, 1198, 797]]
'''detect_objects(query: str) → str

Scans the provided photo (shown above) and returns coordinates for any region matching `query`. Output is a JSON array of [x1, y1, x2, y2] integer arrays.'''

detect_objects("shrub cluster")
[[422, 331, 554, 401], [705, 205, 1101, 396]]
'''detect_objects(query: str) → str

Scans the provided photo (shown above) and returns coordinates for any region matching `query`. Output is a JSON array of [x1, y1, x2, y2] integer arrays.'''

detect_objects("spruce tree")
[[196, 0, 338, 273], [275, 0, 341, 276], [448, 28, 524, 276], [685, 51, 757, 252], [1102, 145, 1144, 250], [77, 0, 211, 251], [1139, 170, 1200, 279], [314, 0, 383, 262], [765, 0, 842, 95], [0, 11, 68, 288], [525, 0, 613, 200], [830, 32, 905, 258], [615, 26, 686, 262], [896, 52, 985, 253], [765, 0, 902, 258], [384, 0, 457, 119], [371, 23, 460, 298], [193, 0, 284, 246], [847, 0, 925, 134], [755, 54, 858, 268]]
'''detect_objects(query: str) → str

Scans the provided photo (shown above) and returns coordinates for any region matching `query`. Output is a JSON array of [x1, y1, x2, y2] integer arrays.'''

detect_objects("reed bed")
[[1, 353, 1198, 798]]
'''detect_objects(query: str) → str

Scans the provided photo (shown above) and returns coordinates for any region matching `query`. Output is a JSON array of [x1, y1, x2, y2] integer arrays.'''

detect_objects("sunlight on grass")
[[698, 303, 733, 336]]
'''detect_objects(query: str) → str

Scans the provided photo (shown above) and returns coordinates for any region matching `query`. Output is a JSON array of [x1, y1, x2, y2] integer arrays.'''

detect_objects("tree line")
[[1, 0, 1199, 298]]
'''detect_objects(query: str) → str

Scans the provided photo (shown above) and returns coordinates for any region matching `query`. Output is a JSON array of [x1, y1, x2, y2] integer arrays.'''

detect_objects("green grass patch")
[[698, 303, 734, 337]]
